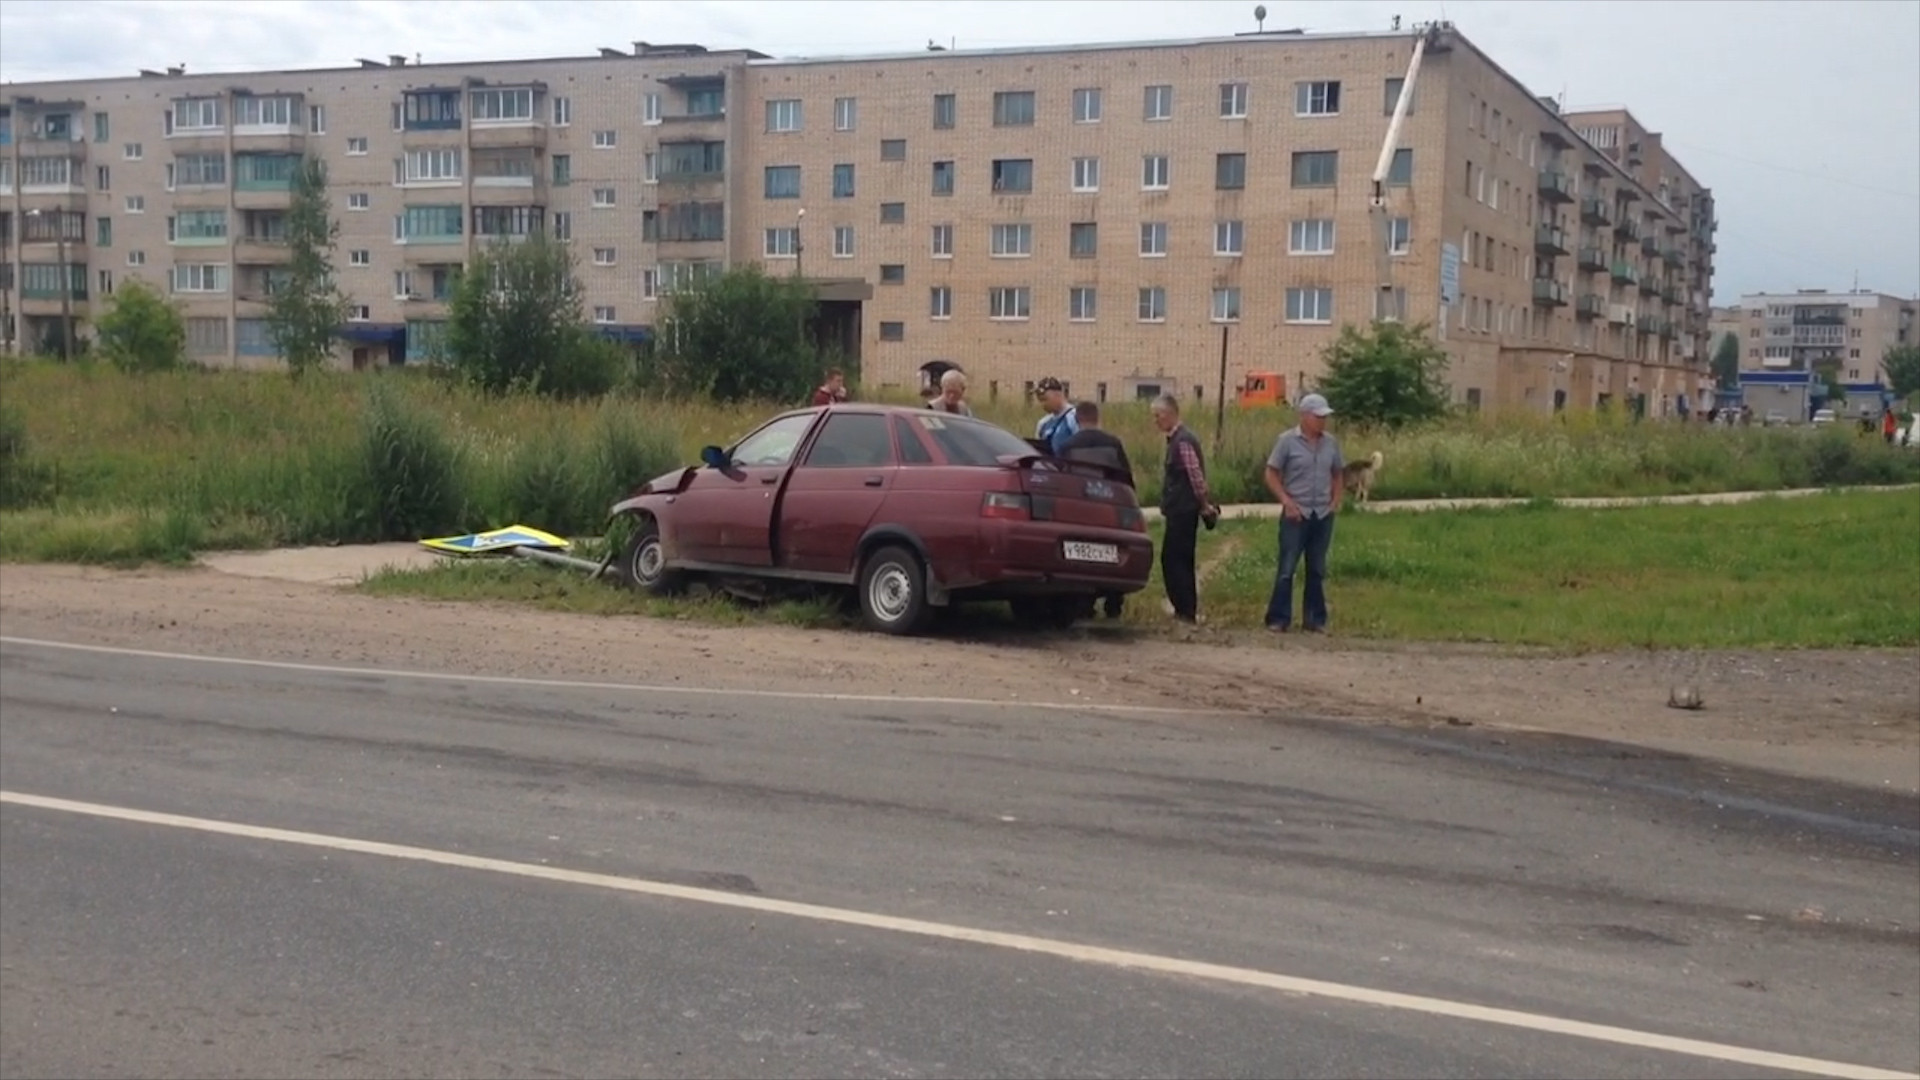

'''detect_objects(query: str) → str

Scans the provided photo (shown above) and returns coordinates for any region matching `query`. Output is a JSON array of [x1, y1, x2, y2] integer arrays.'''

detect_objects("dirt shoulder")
[[2, 560, 1914, 793]]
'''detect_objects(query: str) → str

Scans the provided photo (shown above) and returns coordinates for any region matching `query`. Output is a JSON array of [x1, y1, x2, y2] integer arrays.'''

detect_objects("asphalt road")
[[1, 638, 1915, 1080]]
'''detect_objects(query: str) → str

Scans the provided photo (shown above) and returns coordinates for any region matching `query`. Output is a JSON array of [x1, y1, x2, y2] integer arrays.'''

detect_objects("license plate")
[[1084, 480, 1116, 500], [1062, 541, 1120, 564]]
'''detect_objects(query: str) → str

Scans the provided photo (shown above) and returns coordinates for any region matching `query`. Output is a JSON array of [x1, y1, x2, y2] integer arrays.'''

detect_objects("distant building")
[[1727, 289, 1915, 417]]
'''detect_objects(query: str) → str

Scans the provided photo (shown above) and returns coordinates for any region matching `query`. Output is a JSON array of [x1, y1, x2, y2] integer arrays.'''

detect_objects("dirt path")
[[2, 561, 1914, 793]]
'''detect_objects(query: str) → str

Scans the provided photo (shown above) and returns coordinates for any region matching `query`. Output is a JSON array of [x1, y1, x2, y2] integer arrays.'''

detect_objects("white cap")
[[1298, 393, 1334, 417]]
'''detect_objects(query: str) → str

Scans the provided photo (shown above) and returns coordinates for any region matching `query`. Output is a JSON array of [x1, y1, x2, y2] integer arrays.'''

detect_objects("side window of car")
[[731, 414, 816, 468], [894, 418, 935, 465], [803, 413, 896, 468]]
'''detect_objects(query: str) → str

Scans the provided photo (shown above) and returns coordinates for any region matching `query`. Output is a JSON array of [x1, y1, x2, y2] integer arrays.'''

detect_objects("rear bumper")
[[953, 523, 1154, 598]]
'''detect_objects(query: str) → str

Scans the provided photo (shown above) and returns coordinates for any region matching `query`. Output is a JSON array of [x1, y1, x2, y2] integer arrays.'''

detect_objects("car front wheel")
[[618, 518, 685, 596], [858, 545, 932, 635]]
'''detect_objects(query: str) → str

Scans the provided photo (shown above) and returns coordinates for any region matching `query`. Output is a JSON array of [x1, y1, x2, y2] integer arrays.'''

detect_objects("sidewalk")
[[1137, 483, 1918, 522]]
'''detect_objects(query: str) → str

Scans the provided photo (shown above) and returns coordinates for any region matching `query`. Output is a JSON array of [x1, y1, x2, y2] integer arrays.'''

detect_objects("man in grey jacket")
[[1262, 393, 1344, 633]]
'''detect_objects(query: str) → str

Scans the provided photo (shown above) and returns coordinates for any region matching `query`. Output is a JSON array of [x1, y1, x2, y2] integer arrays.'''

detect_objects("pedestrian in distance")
[[1263, 392, 1345, 634], [1151, 394, 1219, 624], [1035, 377, 1080, 456], [928, 369, 974, 416], [1060, 400, 1135, 619], [811, 368, 850, 407]]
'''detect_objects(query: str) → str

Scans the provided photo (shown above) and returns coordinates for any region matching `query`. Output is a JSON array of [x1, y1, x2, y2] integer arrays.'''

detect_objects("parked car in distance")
[[1810, 408, 1837, 426], [1764, 410, 1790, 426], [607, 404, 1154, 634]]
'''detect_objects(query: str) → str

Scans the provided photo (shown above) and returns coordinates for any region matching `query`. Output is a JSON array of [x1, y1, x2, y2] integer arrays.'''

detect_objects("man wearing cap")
[[1262, 393, 1345, 633], [1034, 377, 1080, 456]]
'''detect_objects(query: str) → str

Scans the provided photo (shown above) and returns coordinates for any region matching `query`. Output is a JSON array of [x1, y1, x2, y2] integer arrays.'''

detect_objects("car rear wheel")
[[858, 545, 931, 635], [618, 518, 685, 596]]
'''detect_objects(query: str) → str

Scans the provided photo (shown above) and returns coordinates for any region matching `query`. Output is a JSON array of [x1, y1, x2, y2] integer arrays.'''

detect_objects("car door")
[[676, 412, 817, 567], [777, 412, 898, 577]]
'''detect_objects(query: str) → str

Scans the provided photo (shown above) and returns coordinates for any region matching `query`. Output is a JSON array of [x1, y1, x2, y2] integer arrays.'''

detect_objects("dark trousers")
[[1161, 510, 1201, 621], [1264, 512, 1335, 629]]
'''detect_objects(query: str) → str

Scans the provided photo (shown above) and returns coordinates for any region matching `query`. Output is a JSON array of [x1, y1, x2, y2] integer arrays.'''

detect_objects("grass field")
[[4, 362, 1917, 567], [358, 491, 1920, 651]]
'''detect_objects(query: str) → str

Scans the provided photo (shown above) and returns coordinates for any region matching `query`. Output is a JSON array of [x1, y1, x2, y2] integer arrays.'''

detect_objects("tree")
[[646, 265, 820, 402], [1883, 344, 1920, 401], [1313, 320, 1451, 429], [93, 278, 187, 373], [444, 234, 622, 398], [1711, 333, 1740, 390], [268, 156, 349, 379], [1813, 358, 1845, 406]]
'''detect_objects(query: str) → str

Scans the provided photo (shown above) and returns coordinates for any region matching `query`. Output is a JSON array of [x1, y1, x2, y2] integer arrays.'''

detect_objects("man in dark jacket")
[[1060, 401, 1135, 618], [1151, 393, 1218, 623]]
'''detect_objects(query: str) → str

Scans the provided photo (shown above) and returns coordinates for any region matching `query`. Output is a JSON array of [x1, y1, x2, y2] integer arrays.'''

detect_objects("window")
[[397, 205, 462, 243], [764, 165, 800, 199], [1139, 222, 1167, 257], [1212, 287, 1242, 322], [1069, 222, 1098, 258], [231, 95, 294, 129], [398, 148, 461, 184], [930, 286, 952, 319], [993, 91, 1036, 126], [20, 156, 73, 188], [930, 223, 953, 257], [551, 154, 571, 185], [173, 97, 222, 131], [122, 143, 142, 160], [590, 187, 615, 207], [1142, 154, 1170, 190], [350, 249, 370, 266], [552, 97, 571, 125], [990, 223, 1032, 257], [1387, 217, 1411, 254], [592, 247, 616, 266], [393, 270, 414, 297], [347, 192, 370, 210], [833, 226, 855, 257], [878, 322, 905, 342], [1138, 287, 1167, 322], [472, 206, 543, 239], [593, 306, 616, 324], [126, 251, 147, 267], [592, 130, 616, 149], [1296, 81, 1341, 116], [767, 99, 802, 132], [96, 217, 112, 247], [1219, 82, 1249, 119], [833, 163, 856, 198], [1214, 220, 1243, 256], [175, 152, 227, 187], [880, 139, 906, 161], [1070, 287, 1097, 322], [308, 105, 326, 134], [932, 93, 956, 129], [97, 164, 111, 191], [94, 112, 110, 142], [1144, 84, 1173, 121], [348, 304, 371, 321], [1289, 219, 1335, 254], [347, 137, 369, 155], [1215, 152, 1246, 190], [806, 413, 895, 468], [1384, 77, 1415, 115], [1291, 150, 1338, 188], [1073, 87, 1102, 123], [168, 209, 228, 243], [880, 264, 906, 284], [640, 268, 659, 300], [1388, 148, 1412, 186], [185, 317, 227, 356], [470, 88, 534, 122], [894, 419, 935, 464], [686, 85, 724, 117], [835, 97, 857, 132], [732, 414, 816, 469], [991, 158, 1032, 193], [765, 227, 798, 257], [124, 195, 145, 213], [643, 152, 658, 183], [171, 263, 229, 293], [880, 202, 906, 224], [931, 160, 955, 195], [547, 211, 569, 241], [1286, 287, 1334, 323], [989, 287, 1031, 320], [1072, 156, 1100, 192], [644, 92, 662, 123]]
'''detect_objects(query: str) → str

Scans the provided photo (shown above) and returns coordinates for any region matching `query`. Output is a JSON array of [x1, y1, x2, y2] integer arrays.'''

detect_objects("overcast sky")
[[4, 0, 1916, 304]]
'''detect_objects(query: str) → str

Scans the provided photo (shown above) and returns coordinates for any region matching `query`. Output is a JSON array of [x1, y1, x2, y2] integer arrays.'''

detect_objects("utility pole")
[[1214, 324, 1229, 456], [793, 207, 806, 280], [25, 208, 74, 362]]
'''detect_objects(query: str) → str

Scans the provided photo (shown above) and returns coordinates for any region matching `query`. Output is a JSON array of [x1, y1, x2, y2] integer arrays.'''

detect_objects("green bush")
[[357, 380, 462, 541]]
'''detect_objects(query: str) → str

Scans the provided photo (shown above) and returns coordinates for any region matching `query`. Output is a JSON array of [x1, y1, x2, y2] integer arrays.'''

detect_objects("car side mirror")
[[699, 445, 730, 469]]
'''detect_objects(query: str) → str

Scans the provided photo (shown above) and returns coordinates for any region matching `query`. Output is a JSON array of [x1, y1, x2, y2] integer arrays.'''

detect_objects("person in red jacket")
[[811, 368, 849, 407]]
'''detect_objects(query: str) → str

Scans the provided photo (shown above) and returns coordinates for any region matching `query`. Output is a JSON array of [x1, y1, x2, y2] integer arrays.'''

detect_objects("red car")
[[608, 404, 1153, 634]]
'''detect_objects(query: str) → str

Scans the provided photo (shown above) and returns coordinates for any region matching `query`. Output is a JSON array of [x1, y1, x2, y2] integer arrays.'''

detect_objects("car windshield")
[[911, 412, 1037, 467]]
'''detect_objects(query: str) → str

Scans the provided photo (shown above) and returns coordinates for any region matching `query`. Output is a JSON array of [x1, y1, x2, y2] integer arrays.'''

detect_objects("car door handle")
[[863, 475, 884, 487], [760, 475, 780, 485]]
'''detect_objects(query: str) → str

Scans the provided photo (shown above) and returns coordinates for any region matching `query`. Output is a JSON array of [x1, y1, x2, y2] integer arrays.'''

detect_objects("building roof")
[[747, 27, 1395, 66]]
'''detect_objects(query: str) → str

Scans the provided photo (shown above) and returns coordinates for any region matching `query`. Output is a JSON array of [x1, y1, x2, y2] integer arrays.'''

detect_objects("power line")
[[1664, 141, 1920, 202]]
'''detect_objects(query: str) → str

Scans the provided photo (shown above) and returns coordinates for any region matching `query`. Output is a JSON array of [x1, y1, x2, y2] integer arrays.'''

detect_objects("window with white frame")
[[989, 286, 1031, 320], [765, 227, 798, 257], [1286, 287, 1334, 323], [347, 192, 369, 210], [1070, 286, 1097, 322], [398, 149, 461, 184], [1072, 88, 1101, 123], [929, 285, 952, 319], [470, 88, 534, 123], [1138, 287, 1167, 322], [124, 194, 145, 213], [593, 130, 616, 148], [767, 99, 802, 132], [1143, 84, 1172, 121], [1214, 220, 1244, 256], [1139, 222, 1167, 257], [833, 225, 855, 257], [592, 187, 616, 207], [232, 96, 294, 129], [1072, 156, 1099, 192], [552, 97, 571, 125], [1142, 154, 1169, 190], [20, 156, 73, 188], [593, 247, 616, 266], [834, 97, 856, 131], [346, 136, 369, 155], [644, 152, 658, 183], [593, 306, 616, 324], [1296, 81, 1341, 116], [172, 97, 222, 131], [393, 270, 413, 297], [1387, 217, 1411, 254], [348, 304, 371, 321], [308, 105, 326, 133], [992, 91, 1036, 126], [126, 250, 147, 266], [171, 263, 229, 293], [990, 223, 1032, 257], [551, 211, 571, 241], [643, 92, 662, 123], [641, 268, 658, 299], [1290, 219, 1335, 254], [1219, 82, 1249, 118], [350, 249, 370, 266], [175, 152, 227, 187], [930, 223, 953, 258], [123, 143, 143, 160], [1212, 287, 1241, 322]]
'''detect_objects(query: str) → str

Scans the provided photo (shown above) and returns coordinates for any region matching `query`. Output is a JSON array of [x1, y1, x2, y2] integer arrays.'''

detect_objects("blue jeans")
[[1264, 512, 1335, 629]]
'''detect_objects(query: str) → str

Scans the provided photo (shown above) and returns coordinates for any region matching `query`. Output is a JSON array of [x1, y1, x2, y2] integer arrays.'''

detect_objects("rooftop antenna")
[[1393, 14, 1402, 30], [1254, 4, 1267, 31]]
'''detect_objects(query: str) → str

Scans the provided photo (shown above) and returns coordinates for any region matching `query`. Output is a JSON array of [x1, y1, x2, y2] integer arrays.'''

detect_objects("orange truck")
[[1236, 371, 1288, 409]]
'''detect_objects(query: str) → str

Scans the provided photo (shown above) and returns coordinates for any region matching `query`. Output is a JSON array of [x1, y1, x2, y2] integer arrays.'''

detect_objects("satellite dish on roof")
[[1254, 5, 1267, 30]]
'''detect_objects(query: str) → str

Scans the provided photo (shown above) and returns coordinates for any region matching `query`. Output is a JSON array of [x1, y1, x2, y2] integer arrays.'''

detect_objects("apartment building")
[[1731, 289, 1914, 381], [3, 23, 1716, 414], [1, 41, 763, 368]]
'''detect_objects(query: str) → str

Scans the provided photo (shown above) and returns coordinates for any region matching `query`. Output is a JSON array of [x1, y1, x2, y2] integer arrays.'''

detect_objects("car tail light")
[[1117, 507, 1147, 533], [980, 492, 1032, 521]]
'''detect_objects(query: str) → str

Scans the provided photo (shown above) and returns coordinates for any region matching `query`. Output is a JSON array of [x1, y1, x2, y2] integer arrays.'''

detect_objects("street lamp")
[[793, 207, 806, 280], [24, 208, 74, 363]]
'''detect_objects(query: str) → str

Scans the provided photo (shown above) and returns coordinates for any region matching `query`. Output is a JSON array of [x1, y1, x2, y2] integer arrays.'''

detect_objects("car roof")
[[788, 403, 994, 421]]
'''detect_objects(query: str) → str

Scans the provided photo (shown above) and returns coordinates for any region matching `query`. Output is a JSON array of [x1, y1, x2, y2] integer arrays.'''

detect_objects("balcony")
[[1661, 283, 1683, 305], [1531, 278, 1569, 306], [1533, 224, 1570, 256], [1576, 293, 1607, 320], [402, 90, 463, 132], [1610, 262, 1639, 285], [1638, 315, 1661, 337], [1614, 218, 1641, 242], [1638, 274, 1660, 296], [1580, 197, 1611, 226], [234, 237, 289, 264], [1662, 246, 1684, 268], [1608, 304, 1635, 327], [1537, 167, 1576, 203], [1577, 246, 1609, 272], [1657, 317, 1677, 340], [470, 123, 547, 150], [1640, 233, 1659, 256]]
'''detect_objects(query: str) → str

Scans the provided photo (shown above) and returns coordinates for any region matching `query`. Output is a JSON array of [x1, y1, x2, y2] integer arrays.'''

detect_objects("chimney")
[[357, 57, 387, 68], [167, 65, 186, 76], [389, 54, 408, 67], [599, 47, 625, 58]]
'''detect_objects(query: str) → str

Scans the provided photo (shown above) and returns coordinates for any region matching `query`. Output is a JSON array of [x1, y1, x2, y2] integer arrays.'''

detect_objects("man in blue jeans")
[[1262, 393, 1345, 633]]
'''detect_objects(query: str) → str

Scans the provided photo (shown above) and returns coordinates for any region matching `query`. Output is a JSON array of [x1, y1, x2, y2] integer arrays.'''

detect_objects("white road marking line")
[[0, 636, 1236, 718], [2, 790, 1911, 1080]]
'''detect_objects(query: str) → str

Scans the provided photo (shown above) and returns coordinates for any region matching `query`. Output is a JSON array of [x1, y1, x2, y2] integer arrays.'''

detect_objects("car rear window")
[[913, 413, 1036, 467]]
